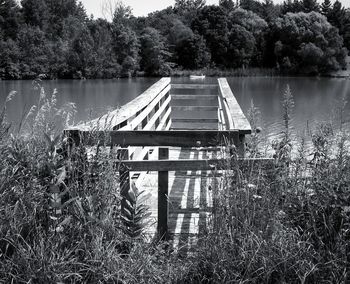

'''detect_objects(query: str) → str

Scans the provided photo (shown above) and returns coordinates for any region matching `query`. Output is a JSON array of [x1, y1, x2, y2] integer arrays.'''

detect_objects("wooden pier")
[[66, 77, 268, 249]]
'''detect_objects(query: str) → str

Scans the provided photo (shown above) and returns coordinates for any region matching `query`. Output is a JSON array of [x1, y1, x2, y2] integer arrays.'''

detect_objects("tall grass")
[[179, 85, 350, 283], [1, 82, 349, 283]]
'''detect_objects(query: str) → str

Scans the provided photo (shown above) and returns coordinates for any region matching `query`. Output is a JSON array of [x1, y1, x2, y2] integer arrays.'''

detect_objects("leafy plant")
[[120, 180, 152, 239]]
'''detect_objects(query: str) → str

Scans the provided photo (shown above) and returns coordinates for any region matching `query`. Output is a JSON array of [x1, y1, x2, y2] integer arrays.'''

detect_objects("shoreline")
[[0, 69, 349, 81]]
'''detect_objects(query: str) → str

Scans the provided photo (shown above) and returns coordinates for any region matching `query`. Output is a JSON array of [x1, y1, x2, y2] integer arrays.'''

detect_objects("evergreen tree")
[[282, 0, 303, 14], [301, 0, 319, 13], [321, 0, 332, 17], [328, 0, 346, 30]]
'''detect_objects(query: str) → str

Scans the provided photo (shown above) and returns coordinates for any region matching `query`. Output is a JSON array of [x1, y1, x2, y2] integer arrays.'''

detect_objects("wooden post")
[[238, 134, 246, 157], [118, 149, 130, 216], [158, 147, 169, 239]]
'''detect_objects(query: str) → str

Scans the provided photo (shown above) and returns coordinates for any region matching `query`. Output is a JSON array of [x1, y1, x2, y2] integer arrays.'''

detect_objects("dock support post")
[[158, 147, 169, 240], [238, 134, 246, 157], [118, 149, 130, 217]]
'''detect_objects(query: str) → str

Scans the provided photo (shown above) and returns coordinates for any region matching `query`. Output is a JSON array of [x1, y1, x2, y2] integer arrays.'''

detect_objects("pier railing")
[[65, 77, 272, 239]]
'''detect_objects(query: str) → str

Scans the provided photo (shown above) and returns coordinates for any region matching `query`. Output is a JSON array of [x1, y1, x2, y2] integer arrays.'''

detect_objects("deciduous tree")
[[21, 0, 49, 28], [227, 24, 256, 68], [175, 33, 211, 69], [0, 0, 21, 39], [140, 27, 172, 76], [273, 12, 347, 74], [192, 5, 229, 66]]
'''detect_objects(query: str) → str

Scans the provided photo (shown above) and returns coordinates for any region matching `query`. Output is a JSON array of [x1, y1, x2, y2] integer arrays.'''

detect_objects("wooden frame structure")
[[65, 77, 259, 239]]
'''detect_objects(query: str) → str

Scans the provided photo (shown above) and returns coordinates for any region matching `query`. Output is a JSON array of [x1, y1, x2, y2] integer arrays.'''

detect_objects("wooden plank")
[[121, 158, 275, 172], [68, 77, 170, 131], [120, 85, 170, 130], [122, 94, 169, 158], [171, 98, 218, 107], [217, 95, 226, 131], [172, 118, 219, 124], [171, 208, 213, 214], [171, 106, 218, 111], [65, 130, 238, 147], [133, 115, 172, 187], [143, 95, 171, 131], [223, 99, 235, 130], [110, 130, 236, 147], [171, 122, 218, 130], [171, 84, 218, 89], [171, 95, 217, 100], [158, 147, 169, 239], [170, 92, 217, 96], [172, 111, 217, 120], [218, 78, 251, 134], [165, 119, 172, 131], [156, 107, 171, 131]]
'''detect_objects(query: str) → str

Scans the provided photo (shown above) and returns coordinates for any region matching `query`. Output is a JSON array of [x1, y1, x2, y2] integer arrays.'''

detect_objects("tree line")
[[0, 0, 349, 79]]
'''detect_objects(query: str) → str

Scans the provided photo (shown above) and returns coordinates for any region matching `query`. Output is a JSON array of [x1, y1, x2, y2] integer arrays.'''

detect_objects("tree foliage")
[[0, 0, 21, 39], [140, 27, 172, 76], [273, 12, 348, 74], [192, 5, 229, 67], [227, 24, 256, 68], [321, 0, 332, 17], [0, 0, 348, 79], [175, 33, 211, 69]]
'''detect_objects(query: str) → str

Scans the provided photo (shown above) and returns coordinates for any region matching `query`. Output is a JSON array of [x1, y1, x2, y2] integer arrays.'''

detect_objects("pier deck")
[[65, 77, 263, 251]]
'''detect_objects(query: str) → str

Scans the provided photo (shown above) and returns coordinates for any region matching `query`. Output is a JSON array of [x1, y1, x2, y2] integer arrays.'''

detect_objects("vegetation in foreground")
[[0, 84, 350, 283], [0, 0, 349, 79]]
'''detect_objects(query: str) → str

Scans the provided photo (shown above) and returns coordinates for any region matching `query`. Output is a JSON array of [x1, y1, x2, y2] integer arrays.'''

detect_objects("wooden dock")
[[65, 77, 261, 250]]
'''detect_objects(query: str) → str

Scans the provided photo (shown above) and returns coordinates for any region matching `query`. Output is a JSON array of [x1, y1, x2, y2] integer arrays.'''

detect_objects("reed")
[[0, 82, 349, 283]]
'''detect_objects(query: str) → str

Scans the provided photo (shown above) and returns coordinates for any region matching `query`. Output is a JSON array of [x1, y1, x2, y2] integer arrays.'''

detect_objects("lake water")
[[1, 77, 349, 144]]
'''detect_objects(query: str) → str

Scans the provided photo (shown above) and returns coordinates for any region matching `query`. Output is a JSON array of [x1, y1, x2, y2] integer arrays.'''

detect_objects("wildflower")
[[247, 183, 257, 189]]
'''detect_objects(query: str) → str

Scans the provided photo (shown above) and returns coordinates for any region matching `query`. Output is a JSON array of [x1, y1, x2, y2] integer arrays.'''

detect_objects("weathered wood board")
[[218, 78, 251, 134]]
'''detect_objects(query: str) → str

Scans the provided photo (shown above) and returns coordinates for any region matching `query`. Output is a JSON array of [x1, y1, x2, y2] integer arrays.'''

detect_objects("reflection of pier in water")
[[66, 77, 272, 252]]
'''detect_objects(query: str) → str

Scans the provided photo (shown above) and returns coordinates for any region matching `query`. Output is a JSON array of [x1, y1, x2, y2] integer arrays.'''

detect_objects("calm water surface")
[[227, 77, 350, 141], [1, 77, 349, 142], [0, 78, 158, 126]]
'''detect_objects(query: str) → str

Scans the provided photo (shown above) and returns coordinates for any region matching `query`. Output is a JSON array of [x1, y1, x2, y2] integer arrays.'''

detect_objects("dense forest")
[[0, 0, 349, 79]]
